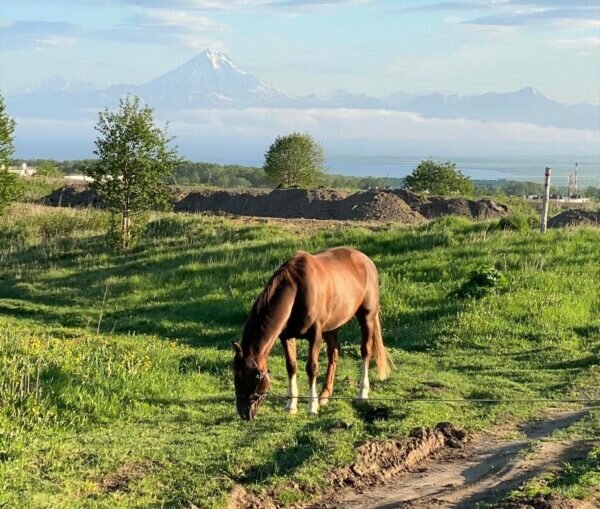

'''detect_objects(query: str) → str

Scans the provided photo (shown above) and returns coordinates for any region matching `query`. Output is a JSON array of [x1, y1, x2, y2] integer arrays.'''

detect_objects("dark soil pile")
[[43, 185, 508, 223], [43, 182, 103, 208], [175, 188, 425, 223], [339, 190, 425, 222], [548, 210, 600, 228], [418, 197, 509, 220]]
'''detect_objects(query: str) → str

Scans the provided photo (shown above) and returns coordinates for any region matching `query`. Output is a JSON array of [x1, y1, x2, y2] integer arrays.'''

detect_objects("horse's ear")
[[232, 341, 243, 358]]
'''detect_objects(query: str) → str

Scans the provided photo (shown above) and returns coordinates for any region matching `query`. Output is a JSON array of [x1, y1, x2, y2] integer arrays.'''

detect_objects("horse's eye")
[[256, 374, 261, 379]]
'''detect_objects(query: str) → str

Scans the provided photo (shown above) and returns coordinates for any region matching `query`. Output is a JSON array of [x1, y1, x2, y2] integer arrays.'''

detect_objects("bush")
[[495, 213, 538, 232], [263, 132, 325, 188], [451, 267, 508, 299], [404, 159, 473, 195]]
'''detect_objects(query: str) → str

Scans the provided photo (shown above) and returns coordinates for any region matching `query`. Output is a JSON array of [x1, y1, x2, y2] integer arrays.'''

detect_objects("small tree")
[[263, 132, 325, 187], [0, 93, 19, 213], [85, 96, 182, 250], [404, 159, 473, 196], [35, 161, 63, 178]]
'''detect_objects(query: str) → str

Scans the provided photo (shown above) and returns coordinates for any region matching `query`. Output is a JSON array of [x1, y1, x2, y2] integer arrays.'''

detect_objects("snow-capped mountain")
[[137, 49, 291, 108], [6, 50, 599, 130]]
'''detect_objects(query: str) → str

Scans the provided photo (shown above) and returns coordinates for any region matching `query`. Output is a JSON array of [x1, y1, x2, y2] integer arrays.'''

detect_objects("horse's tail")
[[372, 309, 393, 380]]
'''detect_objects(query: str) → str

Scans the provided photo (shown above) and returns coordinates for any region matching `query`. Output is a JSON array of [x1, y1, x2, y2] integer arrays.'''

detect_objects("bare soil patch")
[[100, 460, 156, 493]]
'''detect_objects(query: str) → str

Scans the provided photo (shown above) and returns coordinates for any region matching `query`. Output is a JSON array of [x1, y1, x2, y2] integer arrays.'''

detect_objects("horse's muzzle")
[[236, 401, 256, 421], [236, 394, 266, 420]]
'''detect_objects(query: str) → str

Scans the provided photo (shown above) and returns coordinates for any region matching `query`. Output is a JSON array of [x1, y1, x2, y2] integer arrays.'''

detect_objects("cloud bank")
[[14, 108, 600, 160]]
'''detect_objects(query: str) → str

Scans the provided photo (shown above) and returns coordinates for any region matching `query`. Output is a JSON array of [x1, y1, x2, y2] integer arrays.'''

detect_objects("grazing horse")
[[232, 247, 391, 420]]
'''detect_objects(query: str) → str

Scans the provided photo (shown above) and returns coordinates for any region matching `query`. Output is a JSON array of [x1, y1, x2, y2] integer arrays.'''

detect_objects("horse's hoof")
[[286, 407, 298, 415], [319, 397, 329, 406]]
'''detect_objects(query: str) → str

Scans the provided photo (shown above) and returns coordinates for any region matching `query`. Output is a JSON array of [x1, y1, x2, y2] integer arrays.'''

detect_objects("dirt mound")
[[44, 183, 103, 208], [391, 189, 427, 209], [340, 190, 424, 222], [176, 188, 425, 223], [548, 210, 600, 228], [328, 422, 467, 490], [43, 185, 508, 223], [419, 197, 509, 220]]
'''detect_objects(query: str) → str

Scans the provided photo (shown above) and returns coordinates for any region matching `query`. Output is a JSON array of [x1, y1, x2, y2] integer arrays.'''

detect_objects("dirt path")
[[328, 409, 595, 509]]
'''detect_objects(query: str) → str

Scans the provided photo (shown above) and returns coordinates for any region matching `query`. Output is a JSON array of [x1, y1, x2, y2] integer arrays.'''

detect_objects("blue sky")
[[1, 0, 599, 103]]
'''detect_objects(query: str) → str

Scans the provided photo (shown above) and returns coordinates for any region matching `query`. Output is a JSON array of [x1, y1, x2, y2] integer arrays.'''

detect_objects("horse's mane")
[[242, 252, 307, 344]]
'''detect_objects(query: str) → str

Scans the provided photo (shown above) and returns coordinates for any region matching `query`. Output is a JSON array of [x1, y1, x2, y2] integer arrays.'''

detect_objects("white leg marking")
[[285, 374, 298, 414], [357, 360, 370, 401], [308, 378, 320, 414]]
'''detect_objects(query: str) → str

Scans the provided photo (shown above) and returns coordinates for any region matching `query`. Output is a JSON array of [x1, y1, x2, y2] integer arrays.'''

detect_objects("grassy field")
[[0, 204, 599, 508]]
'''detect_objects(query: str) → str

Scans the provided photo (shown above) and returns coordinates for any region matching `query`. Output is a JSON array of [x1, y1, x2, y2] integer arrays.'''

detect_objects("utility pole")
[[541, 167, 551, 233]]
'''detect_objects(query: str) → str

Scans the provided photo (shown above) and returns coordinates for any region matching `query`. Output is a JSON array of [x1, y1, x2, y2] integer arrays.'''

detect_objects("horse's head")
[[232, 342, 270, 420]]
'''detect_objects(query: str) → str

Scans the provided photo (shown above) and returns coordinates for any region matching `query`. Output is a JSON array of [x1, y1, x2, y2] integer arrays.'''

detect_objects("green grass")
[[0, 204, 599, 508], [505, 408, 600, 504], [16, 176, 65, 203]]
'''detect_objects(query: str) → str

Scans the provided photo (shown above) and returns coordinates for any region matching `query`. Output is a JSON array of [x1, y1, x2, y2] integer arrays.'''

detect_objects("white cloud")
[[15, 109, 599, 160], [132, 8, 225, 32], [122, 0, 368, 11], [554, 36, 600, 52], [167, 108, 600, 145], [123, 7, 228, 48], [32, 36, 78, 49], [17, 108, 598, 145]]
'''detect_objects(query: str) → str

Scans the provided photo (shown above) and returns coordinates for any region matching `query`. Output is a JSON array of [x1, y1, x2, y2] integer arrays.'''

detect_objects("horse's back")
[[312, 247, 378, 285], [298, 247, 379, 329]]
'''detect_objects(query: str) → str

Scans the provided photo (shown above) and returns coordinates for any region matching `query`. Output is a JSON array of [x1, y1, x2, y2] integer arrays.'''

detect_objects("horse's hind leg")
[[356, 309, 375, 401], [319, 329, 340, 406], [281, 338, 298, 414]]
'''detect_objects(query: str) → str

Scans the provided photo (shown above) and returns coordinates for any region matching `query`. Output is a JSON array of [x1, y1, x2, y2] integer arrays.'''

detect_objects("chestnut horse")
[[232, 247, 391, 420]]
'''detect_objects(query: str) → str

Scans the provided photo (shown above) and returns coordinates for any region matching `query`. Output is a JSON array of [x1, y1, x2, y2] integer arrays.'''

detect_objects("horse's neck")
[[243, 282, 296, 364], [242, 310, 283, 364]]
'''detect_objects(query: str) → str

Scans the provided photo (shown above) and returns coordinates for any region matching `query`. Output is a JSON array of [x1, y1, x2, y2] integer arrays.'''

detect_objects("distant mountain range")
[[7, 49, 599, 130]]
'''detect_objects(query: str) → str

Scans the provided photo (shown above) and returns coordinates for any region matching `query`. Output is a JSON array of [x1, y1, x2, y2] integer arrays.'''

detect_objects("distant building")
[[7, 163, 36, 176]]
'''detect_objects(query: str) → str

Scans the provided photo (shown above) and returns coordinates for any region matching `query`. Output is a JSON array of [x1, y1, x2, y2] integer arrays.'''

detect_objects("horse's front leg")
[[281, 338, 298, 414], [319, 330, 340, 406], [306, 324, 323, 415], [357, 309, 375, 401]]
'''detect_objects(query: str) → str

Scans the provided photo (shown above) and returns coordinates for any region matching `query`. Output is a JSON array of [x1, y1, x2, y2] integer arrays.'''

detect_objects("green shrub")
[[451, 267, 508, 299], [496, 213, 538, 232]]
